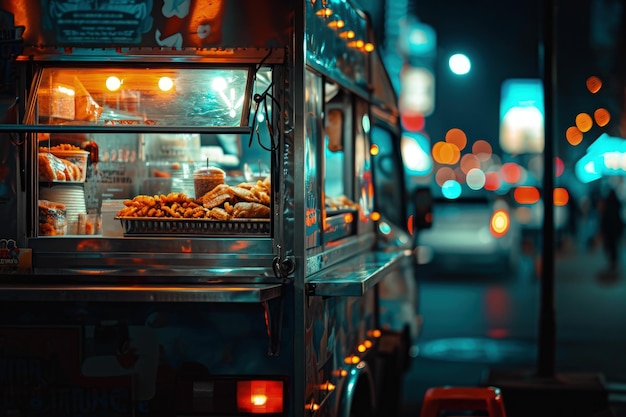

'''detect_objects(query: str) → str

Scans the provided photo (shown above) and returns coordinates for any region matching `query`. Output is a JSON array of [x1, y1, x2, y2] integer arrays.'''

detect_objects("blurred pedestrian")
[[599, 188, 624, 270]]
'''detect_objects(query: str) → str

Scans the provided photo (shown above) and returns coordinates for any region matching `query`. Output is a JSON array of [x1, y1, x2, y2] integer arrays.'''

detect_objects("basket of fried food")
[[115, 179, 271, 236]]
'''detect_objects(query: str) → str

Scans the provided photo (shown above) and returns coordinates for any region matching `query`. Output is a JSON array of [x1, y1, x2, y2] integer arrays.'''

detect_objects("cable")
[[249, 81, 280, 152]]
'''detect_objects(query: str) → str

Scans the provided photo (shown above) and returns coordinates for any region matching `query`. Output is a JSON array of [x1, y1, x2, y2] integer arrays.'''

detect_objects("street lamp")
[[448, 53, 471, 75]]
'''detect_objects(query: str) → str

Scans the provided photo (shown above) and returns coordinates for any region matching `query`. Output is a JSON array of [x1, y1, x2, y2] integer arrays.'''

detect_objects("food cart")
[[0, 1, 422, 416]]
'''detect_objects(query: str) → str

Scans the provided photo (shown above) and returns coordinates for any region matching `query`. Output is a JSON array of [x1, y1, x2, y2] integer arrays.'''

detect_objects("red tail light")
[[237, 380, 284, 413], [554, 187, 569, 206], [513, 186, 540, 204]]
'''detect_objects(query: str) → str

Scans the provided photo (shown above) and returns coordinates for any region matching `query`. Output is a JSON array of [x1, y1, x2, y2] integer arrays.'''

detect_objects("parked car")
[[417, 193, 521, 276]]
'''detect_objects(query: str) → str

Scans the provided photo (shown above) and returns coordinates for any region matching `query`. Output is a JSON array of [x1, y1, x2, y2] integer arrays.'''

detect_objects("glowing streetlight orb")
[[448, 53, 471, 75], [158, 76, 174, 92], [106, 76, 122, 91]]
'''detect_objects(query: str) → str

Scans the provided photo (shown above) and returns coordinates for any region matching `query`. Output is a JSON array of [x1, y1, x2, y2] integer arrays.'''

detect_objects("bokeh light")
[[484, 171, 501, 191], [555, 157, 564, 177], [460, 153, 481, 173], [500, 162, 522, 183], [435, 166, 456, 186], [401, 111, 426, 131], [441, 180, 462, 199], [472, 139, 493, 162], [490, 209, 511, 237], [594, 108, 610, 127], [445, 128, 467, 151], [432, 141, 461, 164], [466, 168, 486, 190], [449, 53, 471, 75], [554, 187, 569, 206], [566, 126, 583, 146], [575, 112, 593, 133], [586, 75, 602, 94], [514, 186, 540, 204]]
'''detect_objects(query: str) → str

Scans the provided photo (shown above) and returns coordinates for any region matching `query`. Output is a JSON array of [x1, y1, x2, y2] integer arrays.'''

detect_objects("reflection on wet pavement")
[[402, 240, 626, 416], [418, 337, 536, 364]]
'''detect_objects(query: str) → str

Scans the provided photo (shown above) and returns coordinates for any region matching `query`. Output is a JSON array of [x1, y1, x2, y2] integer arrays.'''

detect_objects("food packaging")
[[49, 149, 89, 182], [38, 200, 67, 236], [39, 147, 89, 182], [37, 76, 102, 122]]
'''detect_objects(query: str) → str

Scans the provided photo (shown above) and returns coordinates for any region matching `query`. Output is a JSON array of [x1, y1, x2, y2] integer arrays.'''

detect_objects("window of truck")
[[371, 125, 406, 228]]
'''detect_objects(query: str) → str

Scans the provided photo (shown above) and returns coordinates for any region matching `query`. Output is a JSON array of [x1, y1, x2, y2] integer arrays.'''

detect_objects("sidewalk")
[[401, 237, 626, 416]]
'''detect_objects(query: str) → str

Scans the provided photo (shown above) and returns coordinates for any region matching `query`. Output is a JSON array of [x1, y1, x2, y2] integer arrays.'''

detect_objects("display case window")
[[30, 67, 251, 127], [324, 82, 348, 200]]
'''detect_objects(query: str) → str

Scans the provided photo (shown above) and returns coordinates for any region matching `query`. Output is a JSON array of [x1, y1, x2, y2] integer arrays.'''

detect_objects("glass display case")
[[28, 66, 278, 240], [30, 67, 251, 127]]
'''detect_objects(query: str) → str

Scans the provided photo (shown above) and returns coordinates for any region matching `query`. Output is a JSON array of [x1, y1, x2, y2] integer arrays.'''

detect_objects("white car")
[[417, 195, 521, 275]]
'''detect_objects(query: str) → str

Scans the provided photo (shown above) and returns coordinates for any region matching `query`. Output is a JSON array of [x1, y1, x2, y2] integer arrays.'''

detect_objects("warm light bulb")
[[315, 7, 332, 17], [106, 76, 121, 91], [327, 20, 345, 29], [339, 30, 355, 39], [158, 76, 174, 91]]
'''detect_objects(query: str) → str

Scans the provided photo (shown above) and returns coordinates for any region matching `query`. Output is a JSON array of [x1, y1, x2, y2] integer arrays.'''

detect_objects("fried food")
[[232, 202, 271, 218], [206, 207, 230, 220], [117, 179, 272, 220], [117, 192, 205, 219]]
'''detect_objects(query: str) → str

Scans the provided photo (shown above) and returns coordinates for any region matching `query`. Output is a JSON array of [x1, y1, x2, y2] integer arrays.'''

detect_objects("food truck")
[[0, 1, 425, 416]]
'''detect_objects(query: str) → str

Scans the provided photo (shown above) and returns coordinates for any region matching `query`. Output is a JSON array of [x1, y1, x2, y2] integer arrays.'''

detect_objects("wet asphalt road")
[[401, 239, 626, 417]]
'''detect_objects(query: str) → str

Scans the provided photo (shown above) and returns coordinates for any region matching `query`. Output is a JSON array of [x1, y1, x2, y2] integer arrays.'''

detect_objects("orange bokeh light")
[[586, 75, 602, 94], [575, 112, 593, 133], [514, 186, 540, 205], [472, 139, 493, 161], [431, 141, 444, 163], [500, 162, 522, 183], [565, 126, 583, 146], [554, 188, 569, 206], [460, 153, 481, 174], [435, 166, 456, 187], [445, 128, 467, 151], [490, 209, 511, 238], [432, 141, 460, 165], [594, 108, 610, 127]]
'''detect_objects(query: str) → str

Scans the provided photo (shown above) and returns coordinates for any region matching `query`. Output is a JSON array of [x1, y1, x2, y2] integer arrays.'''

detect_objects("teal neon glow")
[[575, 133, 626, 183], [441, 180, 462, 199]]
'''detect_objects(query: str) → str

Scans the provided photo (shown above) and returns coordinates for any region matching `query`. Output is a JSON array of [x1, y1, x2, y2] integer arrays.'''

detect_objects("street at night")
[[401, 236, 626, 416]]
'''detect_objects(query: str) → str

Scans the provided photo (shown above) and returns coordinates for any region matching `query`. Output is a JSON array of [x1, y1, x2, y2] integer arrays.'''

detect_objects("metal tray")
[[116, 217, 270, 236]]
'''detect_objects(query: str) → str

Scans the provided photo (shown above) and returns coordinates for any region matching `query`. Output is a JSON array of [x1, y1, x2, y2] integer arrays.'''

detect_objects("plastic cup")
[[193, 167, 225, 199], [78, 213, 100, 235]]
